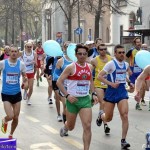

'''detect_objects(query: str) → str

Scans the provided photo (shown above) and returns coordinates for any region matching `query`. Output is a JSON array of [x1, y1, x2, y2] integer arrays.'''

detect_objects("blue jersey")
[[104, 60, 128, 103], [2, 59, 21, 95], [53, 56, 72, 81]]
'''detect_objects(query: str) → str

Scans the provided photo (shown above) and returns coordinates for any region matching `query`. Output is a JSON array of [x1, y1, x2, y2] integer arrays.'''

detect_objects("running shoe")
[[135, 103, 142, 110], [1, 119, 8, 134], [121, 140, 130, 149], [40, 77, 42, 82], [141, 100, 146, 106], [27, 99, 32, 105], [57, 115, 63, 122], [8, 135, 13, 139], [48, 98, 53, 104], [104, 124, 110, 135], [60, 127, 68, 137], [37, 81, 39, 87], [96, 110, 104, 126], [23, 90, 27, 100]]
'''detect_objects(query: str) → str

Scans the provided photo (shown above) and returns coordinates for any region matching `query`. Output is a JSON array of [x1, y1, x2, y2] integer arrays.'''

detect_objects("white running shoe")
[[23, 90, 27, 100], [57, 115, 63, 122], [27, 99, 32, 105]]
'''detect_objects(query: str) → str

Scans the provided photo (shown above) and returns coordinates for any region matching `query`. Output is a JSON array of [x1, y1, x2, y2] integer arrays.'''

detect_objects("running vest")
[[2, 59, 21, 95], [129, 48, 142, 73], [67, 63, 92, 97], [94, 55, 112, 88], [36, 48, 44, 61], [22, 50, 34, 73], [107, 60, 126, 88]]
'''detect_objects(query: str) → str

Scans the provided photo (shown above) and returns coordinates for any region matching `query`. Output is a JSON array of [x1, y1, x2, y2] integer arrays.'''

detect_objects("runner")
[[134, 65, 150, 111], [0, 45, 10, 60], [44, 55, 54, 104], [126, 37, 144, 110], [0, 46, 27, 139], [57, 44, 98, 150], [53, 41, 72, 134], [91, 43, 112, 135], [21, 42, 37, 105], [35, 41, 45, 86], [98, 45, 132, 149]]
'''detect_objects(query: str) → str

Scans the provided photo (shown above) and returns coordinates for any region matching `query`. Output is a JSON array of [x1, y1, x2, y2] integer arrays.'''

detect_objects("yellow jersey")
[[94, 55, 112, 88]]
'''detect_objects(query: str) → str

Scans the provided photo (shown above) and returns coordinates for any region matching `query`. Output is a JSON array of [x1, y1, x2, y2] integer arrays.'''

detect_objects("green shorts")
[[66, 95, 92, 114]]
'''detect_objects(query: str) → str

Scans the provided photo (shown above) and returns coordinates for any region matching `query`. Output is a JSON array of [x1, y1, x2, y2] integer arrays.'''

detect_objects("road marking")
[[42, 125, 59, 134], [64, 138, 83, 149], [26, 116, 40, 122], [30, 142, 63, 150]]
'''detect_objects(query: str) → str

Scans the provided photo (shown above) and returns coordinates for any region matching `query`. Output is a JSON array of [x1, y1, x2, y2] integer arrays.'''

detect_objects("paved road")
[[0, 78, 150, 150]]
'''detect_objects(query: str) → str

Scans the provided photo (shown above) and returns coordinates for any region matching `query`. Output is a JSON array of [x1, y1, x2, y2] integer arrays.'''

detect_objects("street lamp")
[[46, 10, 51, 40], [34, 16, 39, 44]]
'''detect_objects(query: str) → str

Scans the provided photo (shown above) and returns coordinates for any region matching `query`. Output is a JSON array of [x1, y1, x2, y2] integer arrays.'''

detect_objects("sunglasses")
[[27, 46, 32, 48], [98, 48, 107, 51], [77, 52, 87, 56], [118, 51, 125, 54]]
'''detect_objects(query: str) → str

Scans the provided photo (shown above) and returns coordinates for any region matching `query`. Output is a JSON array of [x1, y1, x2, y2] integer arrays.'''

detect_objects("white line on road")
[[42, 125, 59, 134], [26, 116, 40, 122]]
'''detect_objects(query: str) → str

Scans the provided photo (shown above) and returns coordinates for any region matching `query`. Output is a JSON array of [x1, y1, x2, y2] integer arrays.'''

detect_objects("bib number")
[[6, 73, 19, 84]]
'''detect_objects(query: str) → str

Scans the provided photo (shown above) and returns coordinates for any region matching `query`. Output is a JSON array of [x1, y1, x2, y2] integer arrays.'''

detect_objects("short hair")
[[95, 38, 102, 44], [75, 44, 89, 54], [133, 37, 141, 44], [114, 44, 124, 52], [97, 43, 106, 49]]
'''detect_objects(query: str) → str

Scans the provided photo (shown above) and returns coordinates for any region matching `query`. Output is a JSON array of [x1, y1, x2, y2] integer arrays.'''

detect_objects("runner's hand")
[[110, 82, 120, 88], [134, 91, 141, 102], [67, 95, 78, 103], [92, 95, 98, 105]]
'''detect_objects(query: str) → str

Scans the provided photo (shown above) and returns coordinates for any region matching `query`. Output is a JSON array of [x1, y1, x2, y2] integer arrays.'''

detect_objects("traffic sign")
[[75, 27, 83, 35]]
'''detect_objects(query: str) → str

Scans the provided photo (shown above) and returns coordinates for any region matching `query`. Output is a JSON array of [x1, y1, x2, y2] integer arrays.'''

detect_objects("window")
[[88, 29, 92, 41], [117, 0, 127, 7]]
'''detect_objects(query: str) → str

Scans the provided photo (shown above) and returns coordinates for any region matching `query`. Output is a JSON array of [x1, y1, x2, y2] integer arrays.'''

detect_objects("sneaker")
[[104, 124, 110, 135], [141, 100, 146, 106], [23, 90, 27, 100], [60, 127, 68, 137], [121, 140, 130, 149], [96, 110, 104, 126], [1, 119, 8, 134], [48, 98, 53, 104], [57, 115, 63, 122], [40, 77, 42, 82], [135, 103, 142, 110], [27, 100, 32, 105], [37, 81, 39, 87], [8, 135, 13, 139]]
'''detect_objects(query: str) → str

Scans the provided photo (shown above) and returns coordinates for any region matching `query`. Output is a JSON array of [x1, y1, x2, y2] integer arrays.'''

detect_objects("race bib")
[[6, 73, 19, 84], [38, 54, 43, 60], [115, 70, 126, 83], [76, 81, 89, 95], [26, 64, 34, 72], [101, 74, 107, 86], [133, 64, 142, 73]]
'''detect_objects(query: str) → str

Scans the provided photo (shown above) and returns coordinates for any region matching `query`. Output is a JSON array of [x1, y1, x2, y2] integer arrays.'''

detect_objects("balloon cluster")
[[135, 50, 150, 69]]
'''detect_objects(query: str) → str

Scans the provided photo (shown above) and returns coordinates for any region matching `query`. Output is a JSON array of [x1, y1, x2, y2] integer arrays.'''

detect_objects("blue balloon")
[[135, 50, 150, 69], [43, 40, 63, 57], [67, 43, 77, 62]]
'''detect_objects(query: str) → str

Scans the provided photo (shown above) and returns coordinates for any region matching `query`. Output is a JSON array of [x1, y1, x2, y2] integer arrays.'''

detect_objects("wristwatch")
[[92, 92, 97, 97]]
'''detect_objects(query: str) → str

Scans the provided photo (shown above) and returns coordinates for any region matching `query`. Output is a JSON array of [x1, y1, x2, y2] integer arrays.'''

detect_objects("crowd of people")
[[0, 37, 149, 150]]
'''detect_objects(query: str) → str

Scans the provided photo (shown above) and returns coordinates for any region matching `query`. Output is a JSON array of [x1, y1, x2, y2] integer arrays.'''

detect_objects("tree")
[[82, 0, 132, 40], [56, 0, 78, 41]]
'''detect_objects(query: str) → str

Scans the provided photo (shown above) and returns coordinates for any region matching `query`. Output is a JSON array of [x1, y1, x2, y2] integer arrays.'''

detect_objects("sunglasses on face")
[[98, 48, 107, 51], [27, 46, 32, 48], [77, 52, 88, 56], [118, 51, 125, 54]]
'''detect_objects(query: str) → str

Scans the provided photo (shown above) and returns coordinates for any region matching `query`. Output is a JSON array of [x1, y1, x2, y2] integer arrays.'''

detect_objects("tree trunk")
[[19, 0, 24, 50], [68, 17, 72, 41], [11, 1, 15, 44], [94, 0, 102, 40], [5, 12, 9, 45]]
